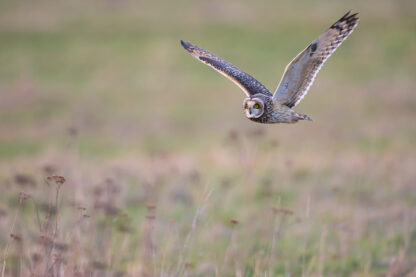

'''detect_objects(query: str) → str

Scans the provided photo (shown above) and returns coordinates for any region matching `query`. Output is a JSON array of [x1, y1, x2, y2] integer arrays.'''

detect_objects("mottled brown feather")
[[181, 40, 272, 97]]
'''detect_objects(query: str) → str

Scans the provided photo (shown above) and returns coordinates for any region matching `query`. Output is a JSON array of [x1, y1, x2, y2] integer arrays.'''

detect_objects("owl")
[[181, 11, 359, 124]]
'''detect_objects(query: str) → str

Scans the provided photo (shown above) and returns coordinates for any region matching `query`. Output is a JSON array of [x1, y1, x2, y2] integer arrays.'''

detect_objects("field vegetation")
[[0, 0, 415, 276]]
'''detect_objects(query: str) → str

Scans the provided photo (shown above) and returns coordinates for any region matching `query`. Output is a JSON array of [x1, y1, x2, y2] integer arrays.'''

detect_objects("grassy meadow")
[[0, 0, 416, 276]]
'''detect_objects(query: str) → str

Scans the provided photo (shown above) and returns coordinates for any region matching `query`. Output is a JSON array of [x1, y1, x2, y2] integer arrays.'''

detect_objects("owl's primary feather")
[[273, 11, 359, 108], [180, 40, 272, 97]]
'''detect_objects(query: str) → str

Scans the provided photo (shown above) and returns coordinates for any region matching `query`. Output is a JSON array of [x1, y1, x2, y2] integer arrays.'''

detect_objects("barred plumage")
[[181, 11, 359, 124], [274, 11, 359, 108], [180, 41, 272, 97]]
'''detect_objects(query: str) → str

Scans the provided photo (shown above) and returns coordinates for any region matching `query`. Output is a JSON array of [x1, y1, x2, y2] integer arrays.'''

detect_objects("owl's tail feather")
[[297, 113, 313, 122]]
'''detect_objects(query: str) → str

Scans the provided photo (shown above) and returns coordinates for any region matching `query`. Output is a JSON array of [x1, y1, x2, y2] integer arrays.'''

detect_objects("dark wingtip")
[[343, 10, 351, 18], [344, 10, 359, 20], [347, 11, 360, 25], [180, 40, 191, 50], [331, 11, 359, 30]]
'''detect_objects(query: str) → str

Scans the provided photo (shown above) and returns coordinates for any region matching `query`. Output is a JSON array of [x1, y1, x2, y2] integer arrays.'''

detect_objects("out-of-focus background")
[[1, 0, 415, 276]]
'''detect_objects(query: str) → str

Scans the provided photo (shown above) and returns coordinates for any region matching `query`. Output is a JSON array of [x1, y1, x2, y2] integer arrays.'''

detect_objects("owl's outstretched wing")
[[181, 40, 272, 97], [273, 11, 359, 108]]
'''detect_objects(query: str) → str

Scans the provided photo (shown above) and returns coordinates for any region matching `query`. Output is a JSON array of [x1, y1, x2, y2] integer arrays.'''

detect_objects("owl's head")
[[243, 97, 265, 119]]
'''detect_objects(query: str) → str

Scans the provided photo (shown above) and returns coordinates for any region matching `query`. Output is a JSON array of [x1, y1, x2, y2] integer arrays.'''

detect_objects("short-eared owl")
[[181, 11, 359, 124]]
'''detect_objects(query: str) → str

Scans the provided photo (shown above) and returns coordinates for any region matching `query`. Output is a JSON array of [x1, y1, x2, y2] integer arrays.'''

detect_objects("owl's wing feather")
[[181, 40, 272, 97], [273, 11, 359, 108]]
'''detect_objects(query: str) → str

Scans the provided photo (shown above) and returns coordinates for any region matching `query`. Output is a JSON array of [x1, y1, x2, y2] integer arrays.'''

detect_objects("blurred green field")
[[0, 0, 416, 276]]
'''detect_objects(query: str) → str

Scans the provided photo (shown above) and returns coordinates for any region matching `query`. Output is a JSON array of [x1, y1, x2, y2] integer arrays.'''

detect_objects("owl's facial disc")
[[243, 98, 264, 118]]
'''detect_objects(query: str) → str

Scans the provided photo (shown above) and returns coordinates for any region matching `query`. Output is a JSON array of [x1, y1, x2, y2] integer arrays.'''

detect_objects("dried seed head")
[[19, 191, 31, 202], [230, 219, 239, 225], [10, 233, 22, 241], [47, 175, 66, 185], [146, 204, 156, 211], [272, 207, 294, 216]]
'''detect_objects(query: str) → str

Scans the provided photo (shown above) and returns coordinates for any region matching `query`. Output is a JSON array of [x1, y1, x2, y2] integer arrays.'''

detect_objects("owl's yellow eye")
[[254, 103, 260, 109], [245, 104, 248, 109]]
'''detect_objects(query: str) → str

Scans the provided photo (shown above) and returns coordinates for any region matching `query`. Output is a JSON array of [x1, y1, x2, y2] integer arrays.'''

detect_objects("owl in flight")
[[181, 11, 359, 124]]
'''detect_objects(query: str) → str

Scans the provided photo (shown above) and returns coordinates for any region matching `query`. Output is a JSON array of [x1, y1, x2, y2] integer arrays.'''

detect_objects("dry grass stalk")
[[1, 192, 30, 277], [141, 208, 156, 277], [268, 205, 293, 276], [44, 176, 65, 276], [176, 186, 213, 276], [317, 225, 328, 277], [221, 219, 240, 275], [301, 195, 311, 277]]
